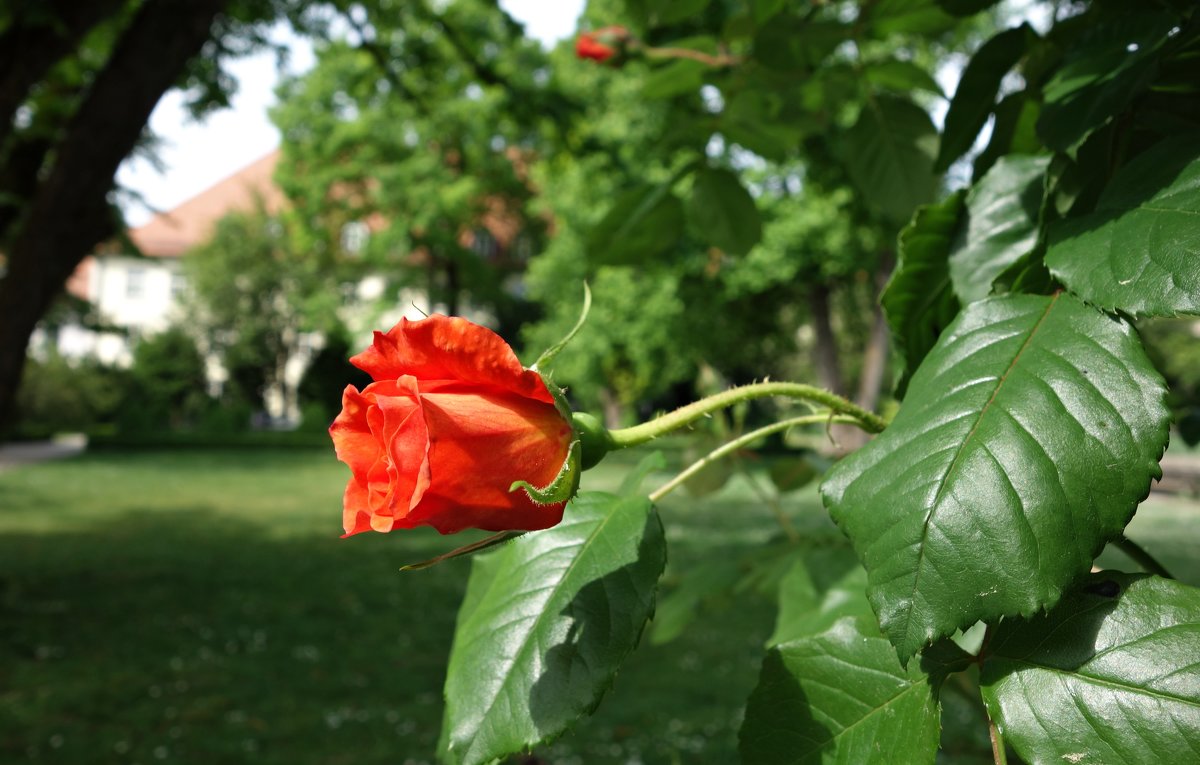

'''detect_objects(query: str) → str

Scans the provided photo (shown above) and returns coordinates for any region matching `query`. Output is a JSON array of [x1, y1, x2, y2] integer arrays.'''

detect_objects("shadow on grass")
[[1, 508, 468, 765]]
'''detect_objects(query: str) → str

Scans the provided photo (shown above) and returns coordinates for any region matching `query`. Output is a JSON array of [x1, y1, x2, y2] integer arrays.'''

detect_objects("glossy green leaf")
[[441, 493, 666, 765], [863, 59, 944, 97], [741, 570, 942, 764], [1037, 12, 1177, 151], [687, 167, 762, 255], [949, 154, 1050, 304], [842, 96, 939, 224], [981, 572, 1200, 765], [936, 25, 1030, 172], [883, 190, 964, 399], [1045, 133, 1200, 316], [822, 292, 1170, 664], [586, 182, 685, 265]]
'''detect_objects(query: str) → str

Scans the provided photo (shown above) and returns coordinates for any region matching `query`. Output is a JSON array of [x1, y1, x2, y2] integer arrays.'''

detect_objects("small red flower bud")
[[576, 33, 616, 62], [330, 315, 574, 536], [575, 25, 630, 63]]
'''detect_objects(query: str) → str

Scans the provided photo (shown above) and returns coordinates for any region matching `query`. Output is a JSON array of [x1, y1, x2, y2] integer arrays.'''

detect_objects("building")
[[53, 151, 286, 367], [40, 150, 532, 424]]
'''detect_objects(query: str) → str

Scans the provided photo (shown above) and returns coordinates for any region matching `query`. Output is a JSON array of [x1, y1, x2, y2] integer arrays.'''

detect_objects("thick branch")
[[0, 0, 127, 152], [0, 0, 229, 430]]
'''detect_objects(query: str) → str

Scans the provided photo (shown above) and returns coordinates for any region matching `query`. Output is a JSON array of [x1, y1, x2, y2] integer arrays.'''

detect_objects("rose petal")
[[403, 388, 573, 534], [350, 315, 553, 404]]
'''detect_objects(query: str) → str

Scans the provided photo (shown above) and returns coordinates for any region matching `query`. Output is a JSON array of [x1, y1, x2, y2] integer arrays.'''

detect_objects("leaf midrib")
[[798, 678, 927, 757], [997, 656, 1200, 709], [901, 293, 1063, 651], [455, 498, 633, 760]]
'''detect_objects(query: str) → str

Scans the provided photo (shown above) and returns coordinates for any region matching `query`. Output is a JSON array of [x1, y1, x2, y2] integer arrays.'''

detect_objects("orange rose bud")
[[575, 25, 629, 63], [330, 315, 574, 536]]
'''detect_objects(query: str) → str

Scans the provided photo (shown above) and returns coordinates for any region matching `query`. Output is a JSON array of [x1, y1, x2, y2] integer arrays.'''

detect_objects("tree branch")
[[0, 0, 127, 152], [0, 0, 229, 429]]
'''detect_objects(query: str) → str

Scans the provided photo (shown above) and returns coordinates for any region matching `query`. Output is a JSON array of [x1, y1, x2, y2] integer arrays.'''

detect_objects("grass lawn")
[[1, 444, 1196, 764]]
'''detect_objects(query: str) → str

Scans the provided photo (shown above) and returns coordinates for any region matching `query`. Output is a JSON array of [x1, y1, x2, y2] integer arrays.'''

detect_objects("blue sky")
[[117, 1, 584, 226]]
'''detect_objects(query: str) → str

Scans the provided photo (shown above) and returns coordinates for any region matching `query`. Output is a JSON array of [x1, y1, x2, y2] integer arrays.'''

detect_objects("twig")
[[1113, 536, 1174, 579], [649, 413, 858, 503]]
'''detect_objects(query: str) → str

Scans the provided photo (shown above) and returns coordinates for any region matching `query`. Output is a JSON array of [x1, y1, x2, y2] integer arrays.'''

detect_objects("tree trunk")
[[0, 0, 228, 432], [855, 252, 894, 414], [809, 283, 845, 396]]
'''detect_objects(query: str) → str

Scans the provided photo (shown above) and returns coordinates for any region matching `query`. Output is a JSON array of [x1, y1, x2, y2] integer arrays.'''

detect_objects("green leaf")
[[752, 0, 787, 25], [769, 563, 874, 646], [1037, 12, 1178, 151], [721, 90, 803, 161], [767, 454, 818, 493], [842, 96, 939, 224], [870, 0, 957, 36], [587, 182, 686, 266], [822, 292, 1170, 664], [883, 190, 965, 399], [754, 18, 847, 72], [618, 450, 667, 496], [648, 0, 710, 26], [936, 25, 1030, 172], [972, 91, 1042, 179], [687, 167, 763, 255], [1045, 132, 1200, 316], [936, 0, 1000, 16], [981, 572, 1200, 764], [949, 154, 1050, 304], [649, 556, 743, 645], [863, 59, 944, 97], [741, 575, 943, 764], [642, 59, 706, 99], [441, 493, 666, 765]]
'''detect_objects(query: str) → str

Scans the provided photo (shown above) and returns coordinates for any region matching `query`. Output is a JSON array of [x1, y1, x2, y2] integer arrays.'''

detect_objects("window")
[[340, 221, 370, 255], [125, 267, 145, 299], [470, 228, 498, 260]]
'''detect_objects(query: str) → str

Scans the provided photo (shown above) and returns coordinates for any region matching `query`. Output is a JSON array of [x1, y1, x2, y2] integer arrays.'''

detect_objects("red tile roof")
[[127, 150, 285, 258]]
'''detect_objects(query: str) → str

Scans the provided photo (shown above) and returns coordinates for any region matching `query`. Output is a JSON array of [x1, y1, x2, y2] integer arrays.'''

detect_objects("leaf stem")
[[648, 413, 859, 503], [610, 382, 887, 449], [988, 712, 1009, 765], [1113, 536, 1174, 579]]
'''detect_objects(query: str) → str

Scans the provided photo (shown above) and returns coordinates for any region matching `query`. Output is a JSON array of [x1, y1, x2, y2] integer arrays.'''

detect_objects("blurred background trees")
[[8, 0, 1200, 450]]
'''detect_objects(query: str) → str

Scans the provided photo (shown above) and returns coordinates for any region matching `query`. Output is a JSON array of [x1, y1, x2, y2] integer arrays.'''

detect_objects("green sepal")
[[532, 282, 591, 371], [510, 440, 581, 506], [572, 411, 617, 470]]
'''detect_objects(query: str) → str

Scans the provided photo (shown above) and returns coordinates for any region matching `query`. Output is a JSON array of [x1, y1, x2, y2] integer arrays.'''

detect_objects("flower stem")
[[610, 382, 886, 450], [642, 45, 743, 67], [648, 413, 860, 503], [1114, 536, 1174, 579]]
